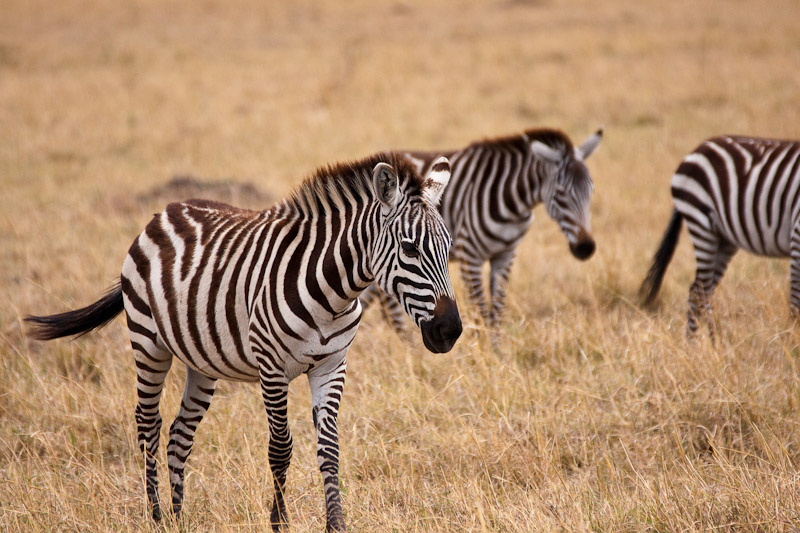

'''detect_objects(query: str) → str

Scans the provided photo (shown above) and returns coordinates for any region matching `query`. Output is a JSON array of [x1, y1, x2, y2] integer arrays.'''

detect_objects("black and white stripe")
[[640, 135, 800, 337], [363, 128, 602, 328], [25, 153, 462, 532]]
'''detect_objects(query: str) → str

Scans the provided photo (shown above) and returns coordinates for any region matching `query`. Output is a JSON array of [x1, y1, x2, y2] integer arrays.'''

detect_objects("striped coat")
[[640, 135, 800, 337], [364, 128, 602, 328], [26, 153, 462, 532]]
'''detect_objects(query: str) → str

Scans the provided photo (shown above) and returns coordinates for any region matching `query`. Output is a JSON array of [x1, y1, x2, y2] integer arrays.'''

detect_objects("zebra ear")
[[372, 162, 399, 209], [529, 140, 563, 164], [576, 128, 603, 160], [421, 156, 451, 207]]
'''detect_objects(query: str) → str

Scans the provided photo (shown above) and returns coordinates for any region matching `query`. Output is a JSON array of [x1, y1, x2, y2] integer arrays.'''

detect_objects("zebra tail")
[[639, 209, 683, 307], [25, 281, 124, 341]]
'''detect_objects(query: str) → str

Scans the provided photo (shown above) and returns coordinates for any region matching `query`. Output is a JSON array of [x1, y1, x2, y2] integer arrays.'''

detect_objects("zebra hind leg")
[[167, 366, 217, 518], [361, 283, 407, 335], [687, 240, 737, 341], [376, 285, 408, 335], [308, 358, 348, 533], [130, 333, 173, 521], [684, 222, 730, 340], [687, 277, 712, 339]]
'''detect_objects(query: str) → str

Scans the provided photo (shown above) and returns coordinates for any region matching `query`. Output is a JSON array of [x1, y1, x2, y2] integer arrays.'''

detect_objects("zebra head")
[[529, 129, 602, 261], [370, 156, 462, 353]]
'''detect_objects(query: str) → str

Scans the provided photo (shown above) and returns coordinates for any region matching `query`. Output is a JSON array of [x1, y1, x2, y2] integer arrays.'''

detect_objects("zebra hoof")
[[270, 504, 289, 532], [326, 515, 346, 533]]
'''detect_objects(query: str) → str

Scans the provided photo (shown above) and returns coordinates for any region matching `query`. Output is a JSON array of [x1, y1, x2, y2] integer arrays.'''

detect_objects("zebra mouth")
[[419, 296, 462, 353]]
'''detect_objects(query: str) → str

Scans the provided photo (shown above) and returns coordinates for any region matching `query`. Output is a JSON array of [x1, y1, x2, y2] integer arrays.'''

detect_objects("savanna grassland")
[[3, 0, 800, 531]]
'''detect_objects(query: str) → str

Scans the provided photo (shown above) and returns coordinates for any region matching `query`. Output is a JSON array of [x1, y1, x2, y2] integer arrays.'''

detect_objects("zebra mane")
[[525, 128, 590, 194], [468, 128, 574, 154], [286, 152, 425, 216], [521, 128, 574, 153]]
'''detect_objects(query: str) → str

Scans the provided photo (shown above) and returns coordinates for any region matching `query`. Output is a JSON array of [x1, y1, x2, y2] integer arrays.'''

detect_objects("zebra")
[[361, 127, 603, 329], [25, 153, 462, 532], [640, 135, 800, 337]]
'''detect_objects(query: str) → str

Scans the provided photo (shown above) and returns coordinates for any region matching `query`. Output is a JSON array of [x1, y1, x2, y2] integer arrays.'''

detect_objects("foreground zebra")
[[640, 135, 800, 337], [25, 154, 462, 532], [362, 128, 602, 329]]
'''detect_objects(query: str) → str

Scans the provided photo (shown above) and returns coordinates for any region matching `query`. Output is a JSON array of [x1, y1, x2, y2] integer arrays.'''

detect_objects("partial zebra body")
[[26, 154, 461, 532], [640, 135, 800, 337], [363, 128, 602, 328], [123, 199, 362, 383]]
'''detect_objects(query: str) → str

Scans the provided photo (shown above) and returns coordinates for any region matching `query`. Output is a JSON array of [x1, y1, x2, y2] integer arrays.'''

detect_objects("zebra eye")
[[401, 240, 420, 258]]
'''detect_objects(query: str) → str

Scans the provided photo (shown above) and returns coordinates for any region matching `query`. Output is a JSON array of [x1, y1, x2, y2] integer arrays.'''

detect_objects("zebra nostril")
[[435, 314, 463, 342], [420, 296, 462, 353], [570, 239, 595, 260]]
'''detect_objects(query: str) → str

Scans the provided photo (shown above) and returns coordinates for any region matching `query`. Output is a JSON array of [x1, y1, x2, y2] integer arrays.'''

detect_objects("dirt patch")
[[138, 175, 273, 208]]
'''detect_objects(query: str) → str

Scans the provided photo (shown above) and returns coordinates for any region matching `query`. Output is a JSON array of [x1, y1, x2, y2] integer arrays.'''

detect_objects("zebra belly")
[[709, 213, 792, 258], [172, 339, 260, 382], [257, 332, 354, 382], [150, 306, 260, 382]]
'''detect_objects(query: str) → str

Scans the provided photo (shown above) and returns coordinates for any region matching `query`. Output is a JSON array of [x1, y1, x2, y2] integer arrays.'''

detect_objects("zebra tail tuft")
[[639, 209, 682, 307], [25, 281, 124, 341]]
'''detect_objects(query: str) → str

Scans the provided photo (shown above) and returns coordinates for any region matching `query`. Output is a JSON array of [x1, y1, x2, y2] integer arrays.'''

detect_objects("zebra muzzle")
[[420, 296, 462, 353], [569, 228, 596, 260]]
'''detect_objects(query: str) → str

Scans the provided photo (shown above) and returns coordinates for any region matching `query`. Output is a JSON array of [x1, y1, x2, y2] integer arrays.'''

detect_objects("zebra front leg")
[[167, 367, 217, 517], [460, 258, 490, 325], [488, 249, 517, 327], [258, 368, 293, 531], [131, 337, 173, 521], [308, 356, 348, 532]]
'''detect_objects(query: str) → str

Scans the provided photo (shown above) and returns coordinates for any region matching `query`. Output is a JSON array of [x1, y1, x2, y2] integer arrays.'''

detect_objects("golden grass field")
[[3, 0, 800, 530]]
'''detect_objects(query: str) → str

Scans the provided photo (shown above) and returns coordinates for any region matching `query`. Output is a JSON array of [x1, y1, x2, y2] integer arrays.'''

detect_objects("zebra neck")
[[523, 157, 550, 208], [292, 201, 378, 316]]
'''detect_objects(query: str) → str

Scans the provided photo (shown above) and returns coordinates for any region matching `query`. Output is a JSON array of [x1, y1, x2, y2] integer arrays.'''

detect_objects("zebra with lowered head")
[[640, 135, 800, 337], [25, 153, 462, 532], [362, 127, 603, 329]]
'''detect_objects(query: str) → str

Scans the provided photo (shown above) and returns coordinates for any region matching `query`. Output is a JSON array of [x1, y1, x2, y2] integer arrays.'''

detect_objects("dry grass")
[[3, 0, 800, 531]]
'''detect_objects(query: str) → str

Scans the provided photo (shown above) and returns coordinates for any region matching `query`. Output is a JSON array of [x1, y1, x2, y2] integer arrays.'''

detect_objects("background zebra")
[[25, 154, 462, 532], [640, 135, 800, 337], [362, 127, 603, 329]]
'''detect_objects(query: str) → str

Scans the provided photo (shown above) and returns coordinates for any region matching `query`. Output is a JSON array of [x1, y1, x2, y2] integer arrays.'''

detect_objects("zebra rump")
[[639, 134, 800, 337]]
